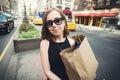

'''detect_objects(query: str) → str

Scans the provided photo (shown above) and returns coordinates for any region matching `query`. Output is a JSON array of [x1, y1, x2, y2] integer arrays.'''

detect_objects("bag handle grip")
[[72, 35, 85, 51]]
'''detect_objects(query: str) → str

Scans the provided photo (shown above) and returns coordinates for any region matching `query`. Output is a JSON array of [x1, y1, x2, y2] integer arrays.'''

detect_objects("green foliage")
[[18, 22, 40, 39], [19, 23, 35, 33], [18, 29, 40, 39], [29, 12, 34, 16]]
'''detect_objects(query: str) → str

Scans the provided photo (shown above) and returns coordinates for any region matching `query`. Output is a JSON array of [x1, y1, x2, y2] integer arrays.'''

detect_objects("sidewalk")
[[77, 24, 120, 35], [4, 49, 44, 80]]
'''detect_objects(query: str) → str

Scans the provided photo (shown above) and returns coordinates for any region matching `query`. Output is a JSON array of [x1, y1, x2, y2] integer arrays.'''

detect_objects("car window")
[[67, 18, 72, 23], [6, 16, 12, 20], [66, 17, 72, 23], [4, 13, 13, 19], [0, 14, 6, 21], [35, 16, 42, 20]]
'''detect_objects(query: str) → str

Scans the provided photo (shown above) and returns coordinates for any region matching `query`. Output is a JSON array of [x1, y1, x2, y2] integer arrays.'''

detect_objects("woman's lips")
[[52, 29, 59, 32]]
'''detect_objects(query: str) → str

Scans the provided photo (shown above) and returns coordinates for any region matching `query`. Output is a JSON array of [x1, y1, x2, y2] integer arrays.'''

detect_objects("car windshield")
[[0, 14, 6, 21], [35, 16, 42, 20], [67, 18, 72, 23], [65, 15, 73, 23], [66, 16, 72, 23]]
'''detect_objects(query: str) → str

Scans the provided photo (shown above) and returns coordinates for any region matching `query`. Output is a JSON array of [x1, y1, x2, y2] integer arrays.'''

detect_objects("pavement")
[[4, 49, 44, 80], [78, 24, 120, 35], [4, 24, 120, 80]]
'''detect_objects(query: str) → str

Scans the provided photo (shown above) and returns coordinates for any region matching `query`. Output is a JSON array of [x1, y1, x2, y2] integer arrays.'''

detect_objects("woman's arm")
[[40, 40, 61, 80]]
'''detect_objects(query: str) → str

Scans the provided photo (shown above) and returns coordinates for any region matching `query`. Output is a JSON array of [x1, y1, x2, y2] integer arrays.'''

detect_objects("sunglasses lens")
[[54, 18, 62, 25], [46, 21, 53, 28], [46, 18, 64, 28]]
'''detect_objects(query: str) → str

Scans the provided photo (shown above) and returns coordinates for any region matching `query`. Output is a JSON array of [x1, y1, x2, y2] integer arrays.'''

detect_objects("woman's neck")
[[53, 36, 66, 42]]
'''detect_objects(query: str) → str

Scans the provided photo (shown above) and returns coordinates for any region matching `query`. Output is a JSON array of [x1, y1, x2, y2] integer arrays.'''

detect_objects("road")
[[70, 27, 120, 80], [0, 27, 16, 55], [0, 19, 21, 55]]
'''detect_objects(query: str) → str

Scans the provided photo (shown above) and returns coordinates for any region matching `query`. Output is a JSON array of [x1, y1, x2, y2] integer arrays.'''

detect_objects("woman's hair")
[[41, 8, 69, 40]]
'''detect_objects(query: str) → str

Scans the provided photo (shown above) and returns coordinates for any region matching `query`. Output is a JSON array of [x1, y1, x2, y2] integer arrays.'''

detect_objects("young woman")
[[40, 8, 75, 80]]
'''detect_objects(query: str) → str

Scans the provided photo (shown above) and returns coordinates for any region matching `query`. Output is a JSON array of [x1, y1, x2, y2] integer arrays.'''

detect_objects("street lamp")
[[23, 0, 28, 23]]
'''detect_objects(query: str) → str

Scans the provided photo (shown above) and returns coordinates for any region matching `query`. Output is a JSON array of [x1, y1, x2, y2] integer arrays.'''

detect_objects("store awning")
[[73, 12, 118, 17], [63, 10, 72, 14]]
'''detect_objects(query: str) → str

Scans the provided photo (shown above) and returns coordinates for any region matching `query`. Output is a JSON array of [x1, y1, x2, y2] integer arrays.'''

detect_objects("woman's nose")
[[52, 22, 57, 27]]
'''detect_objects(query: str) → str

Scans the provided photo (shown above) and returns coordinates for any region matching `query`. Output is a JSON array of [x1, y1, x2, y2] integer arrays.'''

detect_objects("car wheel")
[[12, 21, 14, 28], [6, 26, 11, 33]]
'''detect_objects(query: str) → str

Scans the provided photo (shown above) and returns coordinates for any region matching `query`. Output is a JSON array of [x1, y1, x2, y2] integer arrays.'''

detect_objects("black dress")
[[48, 38, 70, 80]]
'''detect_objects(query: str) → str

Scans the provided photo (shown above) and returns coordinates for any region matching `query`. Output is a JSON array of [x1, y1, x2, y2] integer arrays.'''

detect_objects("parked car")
[[33, 16, 43, 25], [0, 13, 14, 34]]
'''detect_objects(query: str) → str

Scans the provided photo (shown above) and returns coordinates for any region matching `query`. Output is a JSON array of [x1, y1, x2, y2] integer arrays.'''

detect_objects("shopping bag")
[[60, 35, 99, 80]]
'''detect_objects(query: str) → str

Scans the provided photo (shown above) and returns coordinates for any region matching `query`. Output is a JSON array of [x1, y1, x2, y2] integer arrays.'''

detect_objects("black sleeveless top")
[[48, 38, 70, 80]]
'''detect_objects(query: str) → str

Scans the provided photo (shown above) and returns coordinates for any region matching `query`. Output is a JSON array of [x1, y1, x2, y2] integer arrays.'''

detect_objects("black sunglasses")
[[46, 18, 65, 28]]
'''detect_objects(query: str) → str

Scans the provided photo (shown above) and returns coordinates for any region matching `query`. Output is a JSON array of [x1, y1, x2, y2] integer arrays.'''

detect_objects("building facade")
[[74, 0, 95, 11], [0, 0, 10, 12], [0, 0, 18, 15], [45, 0, 74, 10], [37, 0, 46, 12], [10, 0, 18, 14], [74, 0, 120, 11], [93, 0, 120, 10]]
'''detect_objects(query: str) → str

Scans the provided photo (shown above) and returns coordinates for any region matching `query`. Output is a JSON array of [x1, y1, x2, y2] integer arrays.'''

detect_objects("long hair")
[[41, 8, 69, 40]]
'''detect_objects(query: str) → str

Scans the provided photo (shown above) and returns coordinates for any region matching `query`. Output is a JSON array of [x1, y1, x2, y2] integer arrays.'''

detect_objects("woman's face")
[[46, 10, 65, 37]]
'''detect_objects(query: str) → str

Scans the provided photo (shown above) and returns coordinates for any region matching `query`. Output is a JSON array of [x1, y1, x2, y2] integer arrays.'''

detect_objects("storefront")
[[73, 10, 118, 27]]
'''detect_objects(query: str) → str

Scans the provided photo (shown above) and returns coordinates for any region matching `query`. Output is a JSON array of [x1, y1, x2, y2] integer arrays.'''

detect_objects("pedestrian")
[[40, 8, 75, 80]]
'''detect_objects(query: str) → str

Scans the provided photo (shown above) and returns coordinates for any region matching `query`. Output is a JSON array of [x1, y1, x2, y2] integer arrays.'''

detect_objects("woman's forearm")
[[45, 71, 61, 80]]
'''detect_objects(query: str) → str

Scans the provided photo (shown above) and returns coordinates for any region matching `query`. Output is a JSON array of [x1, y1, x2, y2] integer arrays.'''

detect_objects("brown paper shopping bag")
[[60, 35, 99, 80]]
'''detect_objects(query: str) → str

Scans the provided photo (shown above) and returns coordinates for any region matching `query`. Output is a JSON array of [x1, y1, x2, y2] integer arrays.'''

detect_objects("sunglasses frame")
[[46, 18, 65, 28]]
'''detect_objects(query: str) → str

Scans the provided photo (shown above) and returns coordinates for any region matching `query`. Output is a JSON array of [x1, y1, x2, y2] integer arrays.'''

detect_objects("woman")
[[40, 8, 75, 80]]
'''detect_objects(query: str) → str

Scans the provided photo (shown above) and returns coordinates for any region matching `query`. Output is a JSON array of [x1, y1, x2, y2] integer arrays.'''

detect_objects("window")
[[60, 0, 62, 4], [57, 0, 62, 4], [57, 0, 59, 4]]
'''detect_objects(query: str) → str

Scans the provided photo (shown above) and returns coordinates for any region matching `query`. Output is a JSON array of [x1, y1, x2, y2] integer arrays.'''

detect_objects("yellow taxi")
[[28, 16, 35, 21], [67, 17, 77, 31], [33, 16, 43, 25]]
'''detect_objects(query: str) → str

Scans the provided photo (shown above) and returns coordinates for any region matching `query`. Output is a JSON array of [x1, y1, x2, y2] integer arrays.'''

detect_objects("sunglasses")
[[46, 18, 65, 28]]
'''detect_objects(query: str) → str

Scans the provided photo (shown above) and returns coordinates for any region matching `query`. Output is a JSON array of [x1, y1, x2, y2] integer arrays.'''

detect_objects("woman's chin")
[[52, 33, 61, 36]]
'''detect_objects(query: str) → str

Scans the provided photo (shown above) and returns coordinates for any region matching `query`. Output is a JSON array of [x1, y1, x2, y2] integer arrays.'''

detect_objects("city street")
[[1, 20, 120, 80], [0, 0, 120, 80]]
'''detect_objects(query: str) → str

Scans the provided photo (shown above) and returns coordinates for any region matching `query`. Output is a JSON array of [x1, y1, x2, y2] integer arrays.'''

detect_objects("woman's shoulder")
[[40, 39, 49, 47], [67, 37, 75, 47]]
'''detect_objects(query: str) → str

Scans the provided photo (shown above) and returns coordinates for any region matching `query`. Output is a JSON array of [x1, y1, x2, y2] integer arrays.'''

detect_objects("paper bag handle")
[[72, 35, 85, 51], [73, 40, 81, 50]]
